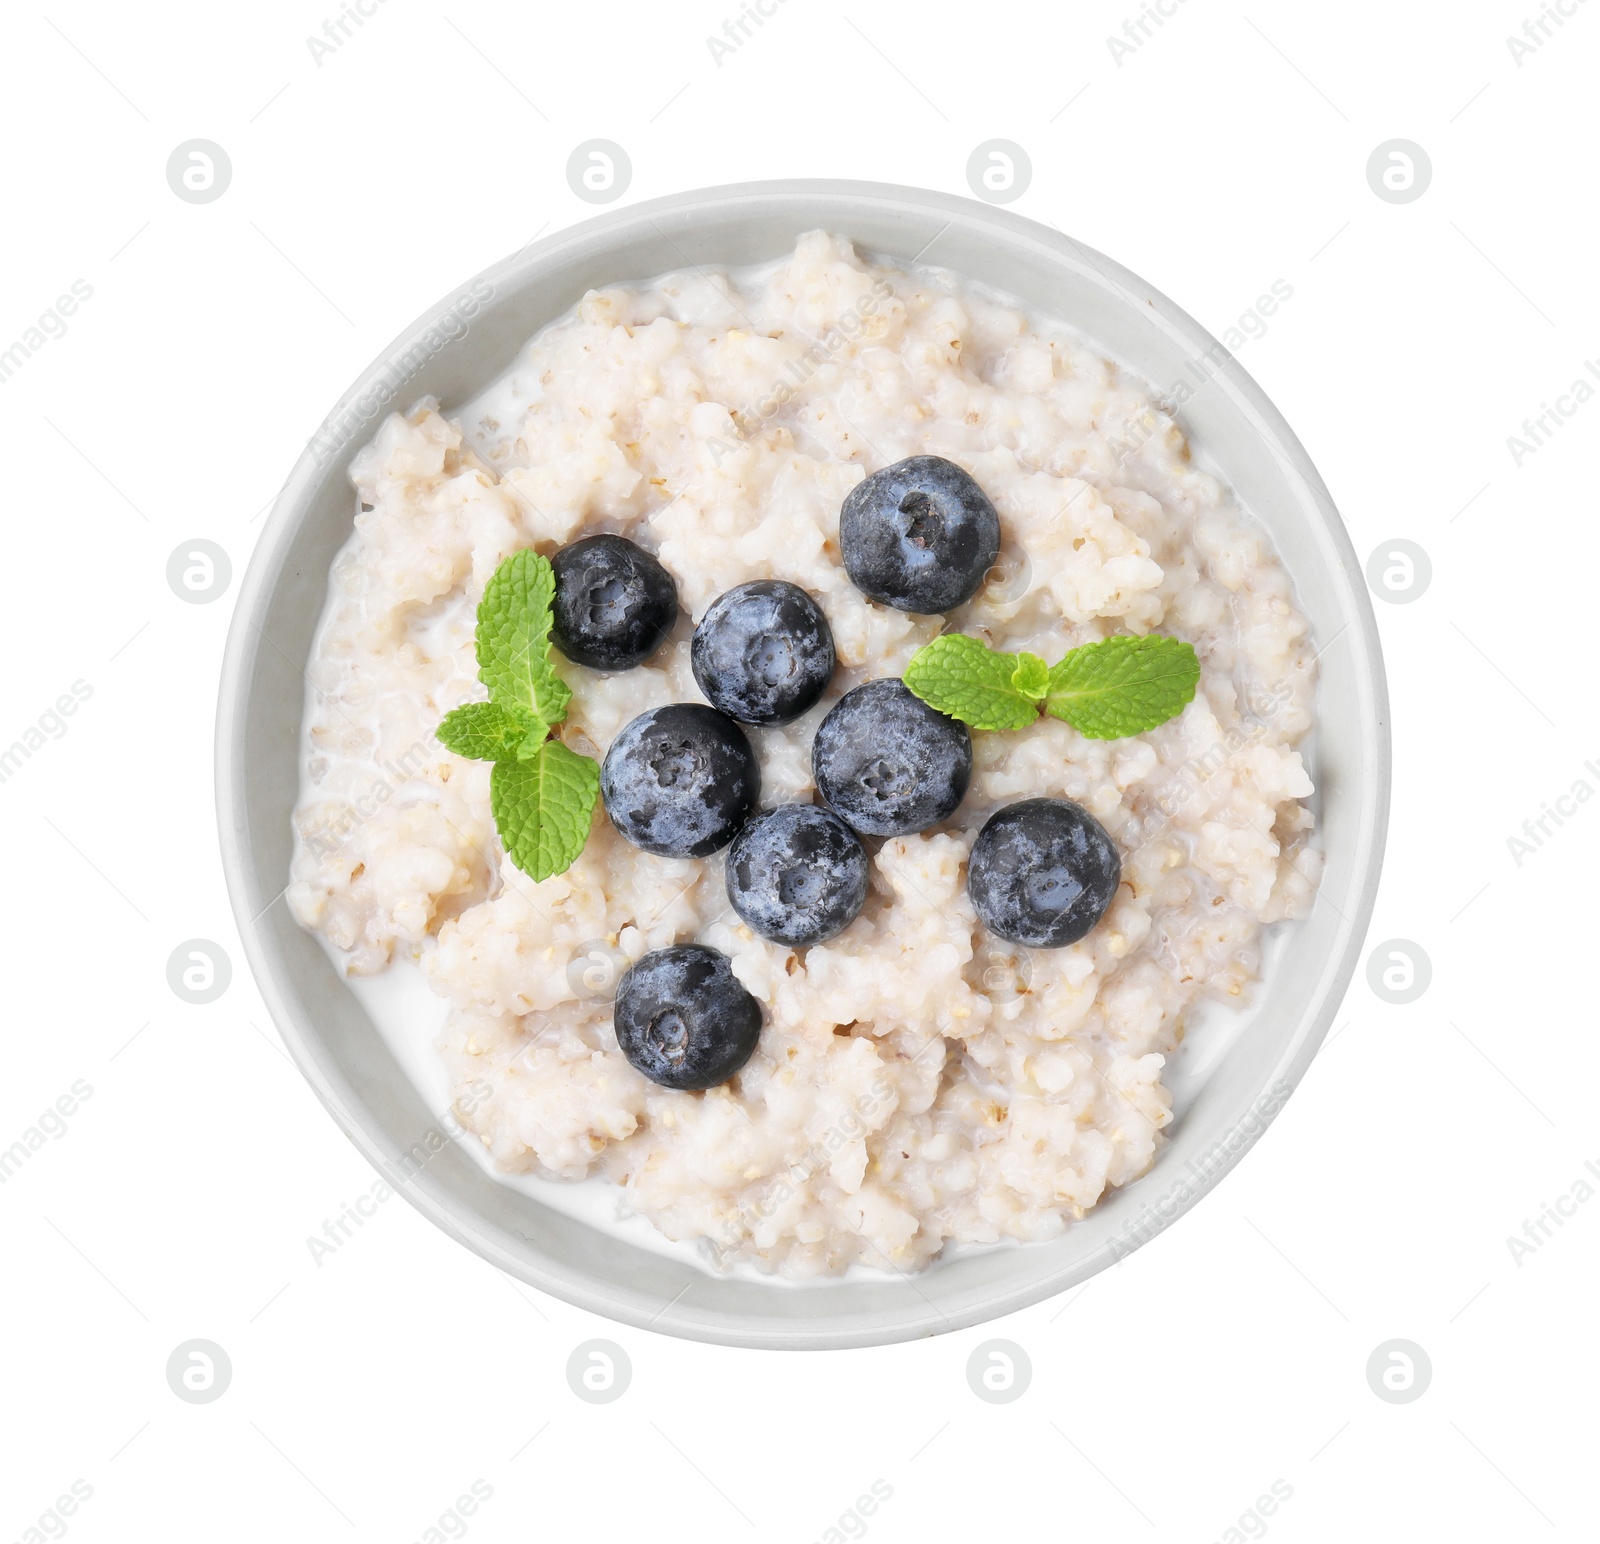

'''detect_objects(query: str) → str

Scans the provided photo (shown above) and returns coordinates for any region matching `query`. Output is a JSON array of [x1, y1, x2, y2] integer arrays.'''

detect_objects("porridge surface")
[[288, 231, 1321, 1277]]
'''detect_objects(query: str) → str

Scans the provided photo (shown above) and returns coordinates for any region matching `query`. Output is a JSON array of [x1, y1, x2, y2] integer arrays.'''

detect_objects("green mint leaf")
[[903, 634, 1039, 732], [476, 548, 572, 726], [490, 739, 600, 882], [1011, 652, 1050, 701], [515, 720, 553, 760], [1045, 634, 1200, 740], [437, 700, 541, 761]]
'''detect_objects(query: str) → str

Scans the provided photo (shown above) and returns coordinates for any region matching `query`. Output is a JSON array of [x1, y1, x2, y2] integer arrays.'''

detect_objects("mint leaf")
[[1011, 652, 1050, 701], [437, 700, 540, 761], [903, 634, 1039, 731], [1045, 634, 1200, 739], [515, 720, 552, 760], [476, 548, 572, 727], [491, 740, 600, 882]]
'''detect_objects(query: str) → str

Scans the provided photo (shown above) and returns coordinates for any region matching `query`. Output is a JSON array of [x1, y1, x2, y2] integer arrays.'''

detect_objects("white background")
[[2, 0, 1596, 1539]]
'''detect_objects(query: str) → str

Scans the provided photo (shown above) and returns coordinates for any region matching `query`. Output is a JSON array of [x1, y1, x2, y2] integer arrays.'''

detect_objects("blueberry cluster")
[[549, 457, 1121, 1091]]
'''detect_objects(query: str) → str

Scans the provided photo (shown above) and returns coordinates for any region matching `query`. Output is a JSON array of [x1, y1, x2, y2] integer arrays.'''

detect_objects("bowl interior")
[[218, 180, 1387, 1349]]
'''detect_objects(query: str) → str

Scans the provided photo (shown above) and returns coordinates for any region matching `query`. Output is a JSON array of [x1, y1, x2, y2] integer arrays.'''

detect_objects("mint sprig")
[[904, 631, 1199, 740], [436, 549, 599, 881]]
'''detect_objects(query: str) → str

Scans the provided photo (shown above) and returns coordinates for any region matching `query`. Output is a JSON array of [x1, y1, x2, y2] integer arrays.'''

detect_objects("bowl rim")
[[217, 177, 1390, 1348]]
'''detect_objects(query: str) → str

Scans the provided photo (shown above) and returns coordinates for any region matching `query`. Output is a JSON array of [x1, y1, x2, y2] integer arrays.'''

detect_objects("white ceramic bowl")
[[217, 180, 1388, 1349]]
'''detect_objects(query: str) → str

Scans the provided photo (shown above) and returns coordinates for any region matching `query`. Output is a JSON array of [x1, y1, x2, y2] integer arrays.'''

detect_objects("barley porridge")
[[288, 231, 1321, 1278]]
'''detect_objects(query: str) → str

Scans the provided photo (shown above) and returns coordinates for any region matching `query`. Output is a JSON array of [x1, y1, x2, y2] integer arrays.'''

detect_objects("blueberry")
[[726, 804, 869, 946], [967, 798, 1121, 949], [691, 581, 836, 726], [613, 944, 762, 1090], [812, 678, 971, 837], [839, 455, 1001, 614], [600, 704, 759, 858], [552, 534, 679, 671]]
